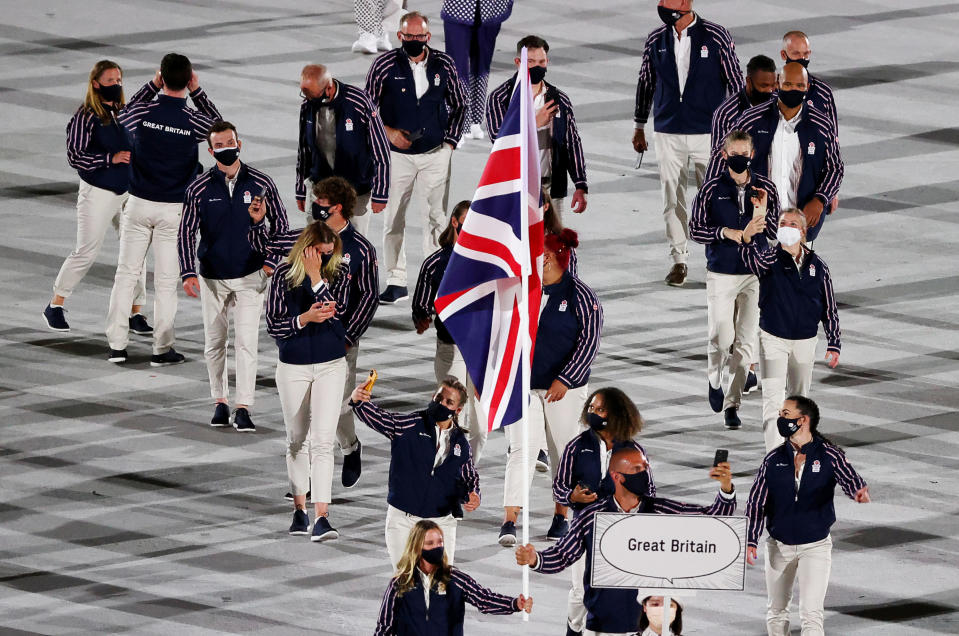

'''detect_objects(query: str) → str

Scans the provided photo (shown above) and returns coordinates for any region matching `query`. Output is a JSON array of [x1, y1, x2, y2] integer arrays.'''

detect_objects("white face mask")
[[777, 225, 802, 247], [645, 603, 677, 632]]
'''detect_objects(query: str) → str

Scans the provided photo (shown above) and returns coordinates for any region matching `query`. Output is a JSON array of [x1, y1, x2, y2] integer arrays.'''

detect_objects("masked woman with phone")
[[745, 396, 869, 636], [375, 520, 532, 634], [553, 388, 657, 635], [266, 222, 348, 541], [740, 208, 841, 451]]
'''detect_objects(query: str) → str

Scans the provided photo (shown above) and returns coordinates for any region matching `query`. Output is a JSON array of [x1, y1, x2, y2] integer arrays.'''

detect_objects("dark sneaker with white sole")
[[233, 408, 255, 432], [535, 449, 549, 473], [724, 407, 742, 430], [211, 403, 230, 427], [311, 516, 339, 542], [342, 440, 362, 488], [378, 285, 409, 304], [108, 349, 128, 363], [284, 490, 311, 502], [498, 521, 517, 547], [708, 382, 725, 413], [129, 313, 153, 336], [43, 305, 70, 332], [151, 348, 185, 367], [546, 514, 569, 541], [744, 370, 759, 394], [289, 509, 310, 535]]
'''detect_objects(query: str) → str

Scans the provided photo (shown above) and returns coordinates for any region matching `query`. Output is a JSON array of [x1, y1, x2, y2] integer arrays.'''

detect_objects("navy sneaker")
[[565, 626, 583, 636], [744, 370, 759, 394], [708, 382, 725, 413], [724, 407, 742, 430], [547, 514, 569, 541], [151, 348, 185, 367], [211, 403, 230, 427], [42, 304, 70, 332], [378, 285, 409, 305], [342, 440, 362, 488], [289, 509, 310, 535], [233, 407, 255, 432], [108, 349, 128, 364], [311, 515, 339, 542], [535, 449, 549, 473], [498, 521, 517, 547], [284, 490, 311, 502], [129, 313, 153, 336]]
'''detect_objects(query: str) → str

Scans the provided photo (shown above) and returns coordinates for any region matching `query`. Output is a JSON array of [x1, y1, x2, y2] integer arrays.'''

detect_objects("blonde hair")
[[284, 222, 343, 288], [83, 60, 125, 124], [393, 520, 451, 597]]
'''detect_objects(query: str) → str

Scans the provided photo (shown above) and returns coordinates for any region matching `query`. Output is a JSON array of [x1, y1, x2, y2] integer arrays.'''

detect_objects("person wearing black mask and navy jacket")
[[633, 0, 744, 288], [106, 53, 221, 366], [746, 395, 870, 636], [178, 121, 289, 432], [366, 11, 466, 305], [553, 388, 657, 636], [516, 447, 736, 636], [350, 377, 481, 568], [739, 208, 841, 452], [690, 129, 780, 431], [375, 520, 532, 634], [295, 64, 390, 237], [44, 60, 157, 334], [500, 228, 603, 547]]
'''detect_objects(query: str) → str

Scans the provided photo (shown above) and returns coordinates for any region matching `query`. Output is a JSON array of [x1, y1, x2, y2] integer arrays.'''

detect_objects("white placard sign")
[[590, 513, 747, 591]]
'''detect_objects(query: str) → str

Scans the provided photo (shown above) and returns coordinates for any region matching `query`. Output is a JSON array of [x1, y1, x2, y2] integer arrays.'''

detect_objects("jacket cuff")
[[634, 121, 646, 130], [371, 193, 388, 205], [263, 254, 279, 270], [716, 227, 726, 242], [814, 192, 830, 207], [443, 135, 459, 148], [826, 344, 841, 354], [556, 375, 576, 389], [574, 182, 588, 194], [719, 487, 736, 500], [181, 271, 196, 282], [188, 87, 205, 99]]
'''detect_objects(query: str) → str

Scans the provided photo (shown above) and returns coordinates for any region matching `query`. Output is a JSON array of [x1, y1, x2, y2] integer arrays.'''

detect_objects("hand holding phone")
[[363, 369, 378, 392], [713, 449, 729, 467]]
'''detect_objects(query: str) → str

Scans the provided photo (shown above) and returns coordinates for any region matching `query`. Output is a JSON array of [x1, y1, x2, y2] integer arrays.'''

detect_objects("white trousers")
[[654, 132, 710, 265], [584, 630, 631, 636], [199, 270, 267, 407], [765, 535, 832, 636], [503, 385, 589, 508], [335, 344, 361, 453], [385, 504, 459, 570], [276, 358, 348, 504], [383, 146, 453, 287], [568, 554, 588, 631], [105, 195, 181, 353], [760, 331, 818, 451], [306, 177, 372, 237], [54, 182, 146, 305], [434, 340, 487, 463], [706, 272, 759, 410]]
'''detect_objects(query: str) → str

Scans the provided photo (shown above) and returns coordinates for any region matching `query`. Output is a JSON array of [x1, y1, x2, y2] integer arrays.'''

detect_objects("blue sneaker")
[[342, 440, 362, 488], [744, 370, 759, 394], [498, 521, 517, 547], [535, 449, 549, 473], [547, 514, 569, 541], [151, 348, 186, 367], [42, 304, 70, 332], [211, 403, 230, 427], [378, 285, 408, 305], [724, 407, 742, 430], [232, 407, 255, 433], [107, 349, 128, 364], [289, 509, 310, 535], [129, 313, 153, 336], [311, 515, 339, 542], [708, 382, 725, 413]]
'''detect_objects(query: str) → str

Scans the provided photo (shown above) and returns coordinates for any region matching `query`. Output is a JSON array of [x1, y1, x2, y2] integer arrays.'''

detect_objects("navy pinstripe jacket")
[[553, 431, 656, 512], [532, 271, 603, 390]]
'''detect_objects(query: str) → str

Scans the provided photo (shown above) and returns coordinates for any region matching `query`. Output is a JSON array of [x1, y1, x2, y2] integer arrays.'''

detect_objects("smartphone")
[[405, 128, 424, 142], [634, 151, 645, 170], [256, 185, 268, 200], [577, 481, 592, 493], [362, 369, 378, 392], [321, 301, 335, 311], [713, 449, 729, 467]]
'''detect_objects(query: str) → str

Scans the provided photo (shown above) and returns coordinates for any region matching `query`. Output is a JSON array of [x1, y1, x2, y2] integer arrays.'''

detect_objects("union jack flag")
[[435, 61, 544, 432]]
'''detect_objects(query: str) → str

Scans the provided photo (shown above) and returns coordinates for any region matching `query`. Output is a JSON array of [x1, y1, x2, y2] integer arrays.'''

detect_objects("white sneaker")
[[351, 32, 378, 54], [376, 33, 392, 51], [469, 123, 485, 140]]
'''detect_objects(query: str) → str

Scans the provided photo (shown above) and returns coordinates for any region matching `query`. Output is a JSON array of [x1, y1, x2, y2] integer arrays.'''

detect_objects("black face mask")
[[748, 88, 774, 106], [528, 65, 547, 84], [658, 5, 690, 27], [620, 470, 651, 498], [778, 89, 806, 109], [726, 154, 751, 175], [97, 83, 123, 103], [213, 146, 239, 167], [586, 412, 607, 432], [777, 416, 801, 438], [309, 95, 332, 109], [320, 252, 333, 267], [421, 546, 444, 565], [785, 55, 810, 69], [402, 39, 426, 58], [312, 202, 331, 221], [426, 399, 456, 423]]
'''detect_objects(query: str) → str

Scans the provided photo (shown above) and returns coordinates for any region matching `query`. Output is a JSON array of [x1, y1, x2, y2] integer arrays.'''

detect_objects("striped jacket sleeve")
[[634, 29, 661, 125], [559, 91, 588, 191], [534, 501, 598, 573], [823, 443, 867, 498], [557, 280, 603, 388], [451, 569, 519, 615], [651, 489, 737, 516], [188, 87, 222, 123], [295, 102, 311, 201], [365, 52, 392, 110], [708, 22, 745, 95], [811, 113, 844, 205], [552, 436, 580, 507], [363, 90, 392, 204], [343, 236, 379, 346], [65, 110, 110, 171], [818, 259, 841, 353], [177, 176, 206, 280], [125, 80, 159, 107], [689, 178, 723, 244], [438, 52, 467, 146], [265, 264, 304, 339], [374, 578, 399, 636], [745, 452, 774, 547], [710, 93, 739, 154], [810, 76, 839, 133], [250, 171, 290, 271], [184, 89, 221, 143], [756, 174, 782, 241], [739, 238, 777, 276], [484, 81, 510, 141], [248, 222, 300, 258], [351, 400, 420, 440], [461, 451, 481, 498], [412, 249, 443, 322]]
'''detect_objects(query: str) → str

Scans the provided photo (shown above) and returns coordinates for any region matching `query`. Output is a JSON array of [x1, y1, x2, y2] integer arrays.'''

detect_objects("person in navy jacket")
[[707, 54, 777, 175], [780, 31, 838, 133], [746, 395, 870, 636], [727, 63, 843, 242], [375, 520, 532, 635], [350, 377, 481, 568], [739, 208, 841, 451], [295, 64, 390, 236], [250, 176, 379, 491], [105, 53, 221, 366], [366, 11, 466, 304], [266, 222, 349, 542], [178, 121, 289, 432], [553, 388, 657, 636], [44, 60, 157, 334], [501, 229, 603, 547], [516, 447, 736, 636], [690, 129, 780, 430], [633, 0, 744, 287]]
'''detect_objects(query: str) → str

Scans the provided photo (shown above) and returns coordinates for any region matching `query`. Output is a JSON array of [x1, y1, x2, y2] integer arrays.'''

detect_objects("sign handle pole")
[[518, 45, 531, 623], [662, 594, 672, 635]]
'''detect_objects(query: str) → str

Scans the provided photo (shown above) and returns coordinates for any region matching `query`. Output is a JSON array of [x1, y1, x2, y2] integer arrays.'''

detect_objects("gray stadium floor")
[[1, 0, 958, 634]]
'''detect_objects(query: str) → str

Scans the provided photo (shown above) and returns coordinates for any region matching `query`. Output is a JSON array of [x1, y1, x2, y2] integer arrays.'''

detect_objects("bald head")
[[300, 64, 332, 100], [779, 62, 808, 88], [781, 31, 811, 65], [610, 448, 649, 475]]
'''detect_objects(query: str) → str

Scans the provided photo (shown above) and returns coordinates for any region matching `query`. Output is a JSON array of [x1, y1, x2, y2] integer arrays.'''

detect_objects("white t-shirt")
[[769, 108, 804, 209]]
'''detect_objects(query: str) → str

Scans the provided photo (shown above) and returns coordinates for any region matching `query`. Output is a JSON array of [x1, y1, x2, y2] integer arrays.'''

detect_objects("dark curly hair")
[[312, 176, 357, 219], [580, 387, 644, 442]]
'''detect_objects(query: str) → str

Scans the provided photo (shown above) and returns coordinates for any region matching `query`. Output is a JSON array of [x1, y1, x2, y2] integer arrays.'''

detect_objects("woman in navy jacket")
[[375, 519, 531, 635], [267, 222, 349, 542], [44, 61, 156, 333], [500, 229, 603, 547], [745, 395, 870, 636]]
